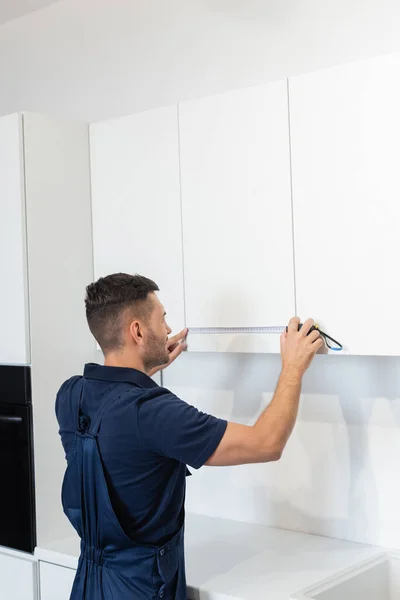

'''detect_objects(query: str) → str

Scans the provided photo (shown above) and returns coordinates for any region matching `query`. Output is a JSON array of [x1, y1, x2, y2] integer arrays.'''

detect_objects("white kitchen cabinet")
[[90, 106, 185, 334], [179, 81, 295, 352], [0, 111, 93, 373], [0, 550, 37, 600], [0, 114, 30, 365], [39, 561, 75, 600], [290, 53, 400, 355], [24, 112, 94, 549], [0, 112, 94, 550]]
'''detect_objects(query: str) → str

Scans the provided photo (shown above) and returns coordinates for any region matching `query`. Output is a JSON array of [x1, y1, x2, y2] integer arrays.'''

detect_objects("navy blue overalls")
[[61, 379, 187, 599]]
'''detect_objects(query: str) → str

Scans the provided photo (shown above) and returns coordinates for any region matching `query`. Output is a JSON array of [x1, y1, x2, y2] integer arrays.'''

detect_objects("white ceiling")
[[0, 0, 60, 25]]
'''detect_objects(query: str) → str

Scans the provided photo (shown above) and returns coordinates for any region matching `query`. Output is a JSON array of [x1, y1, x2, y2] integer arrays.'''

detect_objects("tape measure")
[[188, 324, 343, 351], [188, 326, 285, 334]]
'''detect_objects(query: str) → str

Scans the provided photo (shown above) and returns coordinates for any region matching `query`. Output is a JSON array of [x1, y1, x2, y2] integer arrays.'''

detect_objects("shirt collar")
[[83, 363, 159, 389]]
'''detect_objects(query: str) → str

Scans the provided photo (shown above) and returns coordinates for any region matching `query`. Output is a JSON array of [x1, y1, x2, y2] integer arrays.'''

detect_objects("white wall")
[[0, 0, 57, 26], [2, 0, 400, 121], [2, 0, 400, 548], [165, 353, 400, 548]]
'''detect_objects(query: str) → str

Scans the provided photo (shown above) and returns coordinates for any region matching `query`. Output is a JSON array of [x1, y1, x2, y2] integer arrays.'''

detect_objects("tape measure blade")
[[188, 326, 285, 335]]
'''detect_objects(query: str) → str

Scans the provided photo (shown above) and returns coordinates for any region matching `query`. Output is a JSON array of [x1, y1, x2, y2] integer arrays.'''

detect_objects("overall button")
[[159, 548, 165, 556]]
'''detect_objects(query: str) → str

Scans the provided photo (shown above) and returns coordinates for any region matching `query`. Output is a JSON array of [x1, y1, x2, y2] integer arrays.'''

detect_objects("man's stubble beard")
[[143, 328, 169, 372]]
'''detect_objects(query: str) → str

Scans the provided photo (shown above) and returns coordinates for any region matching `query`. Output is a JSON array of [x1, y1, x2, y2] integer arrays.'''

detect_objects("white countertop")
[[35, 513, 381, 599]]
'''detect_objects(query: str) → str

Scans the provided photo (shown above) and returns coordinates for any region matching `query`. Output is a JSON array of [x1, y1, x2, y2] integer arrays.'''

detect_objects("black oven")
[[0, 366, 36, 553]]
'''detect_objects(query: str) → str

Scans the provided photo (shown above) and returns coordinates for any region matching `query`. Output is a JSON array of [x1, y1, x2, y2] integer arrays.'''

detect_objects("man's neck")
[[104, 353, 148, 375]]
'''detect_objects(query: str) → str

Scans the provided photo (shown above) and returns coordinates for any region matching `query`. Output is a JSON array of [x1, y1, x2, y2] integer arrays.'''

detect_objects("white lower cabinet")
[[0, 551, 37, 600], [39, 561, 76, 600]]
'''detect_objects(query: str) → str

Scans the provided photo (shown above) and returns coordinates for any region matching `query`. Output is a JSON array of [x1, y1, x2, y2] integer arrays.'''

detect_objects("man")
[[56, 273, 322, 600]]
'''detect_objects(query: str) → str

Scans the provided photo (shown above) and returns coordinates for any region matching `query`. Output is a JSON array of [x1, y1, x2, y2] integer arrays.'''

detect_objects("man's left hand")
[[149, 328, 188, 376]]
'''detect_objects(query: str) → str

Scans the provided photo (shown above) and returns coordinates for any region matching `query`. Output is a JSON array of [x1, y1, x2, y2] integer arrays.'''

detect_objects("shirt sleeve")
[[137, 387, 227, 469]]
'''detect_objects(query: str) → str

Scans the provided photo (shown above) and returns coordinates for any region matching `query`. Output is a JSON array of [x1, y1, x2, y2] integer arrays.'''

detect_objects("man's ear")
[[129, 320, 145, 345]]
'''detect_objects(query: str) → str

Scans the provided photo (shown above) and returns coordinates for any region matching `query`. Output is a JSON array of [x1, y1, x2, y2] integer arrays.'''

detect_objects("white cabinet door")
[[90, 106, 185, 334], [0, 551, 36, 600], [290, 53, 400, 355], [0, 114, 30, 364], [39, 561, 75, 600], [179, 81, 295, 352]]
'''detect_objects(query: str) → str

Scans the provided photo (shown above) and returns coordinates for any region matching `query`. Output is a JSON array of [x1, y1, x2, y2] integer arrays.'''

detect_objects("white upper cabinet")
[[179, 82, 294, 330], [179, 81, 295, 352], [90, 106, 185, 333], [0, 114, 30, 365], [290, 53, 400, 355]]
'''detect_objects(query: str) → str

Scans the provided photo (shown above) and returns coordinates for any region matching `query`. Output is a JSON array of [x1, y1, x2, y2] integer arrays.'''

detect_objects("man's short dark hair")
[[85, 273, 159, 354]]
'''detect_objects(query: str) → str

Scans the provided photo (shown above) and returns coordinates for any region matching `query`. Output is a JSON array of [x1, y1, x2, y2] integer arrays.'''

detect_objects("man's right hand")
[[205, 316, 324, 467], [280, 317, 323, 378]]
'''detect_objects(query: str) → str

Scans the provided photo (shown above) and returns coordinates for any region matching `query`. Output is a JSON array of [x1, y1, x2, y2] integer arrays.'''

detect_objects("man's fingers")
[[308, 329, 320, 343], [287, 316, 300, 334], [313, 337, 324, 350], [168, 328, 188, 348], [168, 341, 187, 361], [300, 318, 315, 337]]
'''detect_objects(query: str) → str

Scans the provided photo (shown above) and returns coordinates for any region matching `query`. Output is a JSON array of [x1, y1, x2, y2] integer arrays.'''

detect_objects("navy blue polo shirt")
[[56, 363, 227, 545]]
